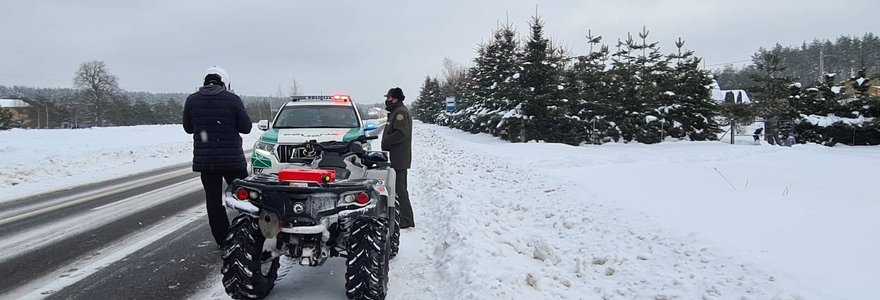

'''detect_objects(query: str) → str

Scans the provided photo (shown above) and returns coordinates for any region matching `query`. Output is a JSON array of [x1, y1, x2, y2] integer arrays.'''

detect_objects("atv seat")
[[317, 152, 351, 179], [364, 152, 390, 169]]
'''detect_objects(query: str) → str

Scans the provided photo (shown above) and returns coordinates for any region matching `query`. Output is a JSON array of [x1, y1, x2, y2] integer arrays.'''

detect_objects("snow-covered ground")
[[3, 123, 878, 299], [0, 125, 261, 202]]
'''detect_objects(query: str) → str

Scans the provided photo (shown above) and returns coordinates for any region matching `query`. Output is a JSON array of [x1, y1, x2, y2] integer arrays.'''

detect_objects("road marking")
[[0, 168, 193, 226], [90, 178, 199, 211], [5, 205, 207, 300]]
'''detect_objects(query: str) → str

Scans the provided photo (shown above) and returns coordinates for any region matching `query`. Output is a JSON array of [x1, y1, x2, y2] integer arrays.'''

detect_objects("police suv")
[[251, 95, 379, 174]]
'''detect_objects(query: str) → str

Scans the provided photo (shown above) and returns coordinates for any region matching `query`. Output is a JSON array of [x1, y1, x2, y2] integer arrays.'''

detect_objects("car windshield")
[[273, 105, 360, 128]]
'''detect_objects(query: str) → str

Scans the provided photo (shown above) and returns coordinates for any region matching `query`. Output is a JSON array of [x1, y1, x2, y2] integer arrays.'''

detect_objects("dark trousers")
[[200, 170, 248, 245], [395, 168, 414, 228]]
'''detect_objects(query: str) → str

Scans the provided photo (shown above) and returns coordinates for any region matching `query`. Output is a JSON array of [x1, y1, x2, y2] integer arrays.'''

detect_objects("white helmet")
[[204, 65, 231, 89]]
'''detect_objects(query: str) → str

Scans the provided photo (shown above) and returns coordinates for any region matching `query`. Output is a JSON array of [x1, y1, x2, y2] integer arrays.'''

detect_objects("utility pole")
[[35, 104, 41, 129]]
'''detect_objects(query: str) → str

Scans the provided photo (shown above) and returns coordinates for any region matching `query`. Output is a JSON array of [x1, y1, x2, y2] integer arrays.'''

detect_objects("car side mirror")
[[258, 120, 269, 131]]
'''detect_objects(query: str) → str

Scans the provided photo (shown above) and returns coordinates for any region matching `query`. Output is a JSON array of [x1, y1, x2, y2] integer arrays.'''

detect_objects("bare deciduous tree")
[[74, 60, 120, 125], [440, 57, 467, 96], [289, 73, 302, 96]]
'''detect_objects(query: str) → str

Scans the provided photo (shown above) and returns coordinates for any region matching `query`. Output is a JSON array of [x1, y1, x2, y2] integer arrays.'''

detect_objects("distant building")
[[709, 80, 752, 104], [0, 99, 31, 127]]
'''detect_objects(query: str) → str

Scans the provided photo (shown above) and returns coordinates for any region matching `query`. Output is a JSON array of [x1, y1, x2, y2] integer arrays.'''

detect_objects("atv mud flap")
[[259, 211, 282, 239]]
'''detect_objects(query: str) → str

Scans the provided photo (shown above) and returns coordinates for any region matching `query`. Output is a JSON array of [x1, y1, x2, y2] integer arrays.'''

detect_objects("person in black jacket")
[[182, 66, 252, 248], [753, 127, 763, 144]]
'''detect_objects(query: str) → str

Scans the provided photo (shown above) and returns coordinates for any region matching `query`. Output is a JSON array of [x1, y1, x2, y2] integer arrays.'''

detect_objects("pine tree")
[[565, 30, 614, 144], [132, 99, 155, 125], [606, 31, 668, 143], [411, 76, 432, 122], [412, 76, 443, 123], [750, 52, 797, 120], [795, 74, 843, 116], [661, 38, 720, 141], [630, 27, 671, 143], [605, 35, 642, 142], [449, 43, 488, 133], [517, 15, 569, 143], [106, 97, 135, 126], [453, 23, 525, 138]]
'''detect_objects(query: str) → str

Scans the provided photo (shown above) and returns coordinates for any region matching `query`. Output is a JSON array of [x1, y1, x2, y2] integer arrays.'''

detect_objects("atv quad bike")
[[221, 135, 400, 300]]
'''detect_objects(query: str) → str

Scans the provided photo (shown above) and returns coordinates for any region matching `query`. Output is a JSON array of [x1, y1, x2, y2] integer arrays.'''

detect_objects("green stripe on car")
[[251, 151, 273, 168], [260, 129, 279, 143], [342, 128, 365, 142]]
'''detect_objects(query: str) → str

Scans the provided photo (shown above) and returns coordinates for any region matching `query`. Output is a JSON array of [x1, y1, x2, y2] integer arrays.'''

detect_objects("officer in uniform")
[[382, 87, 414, 229]]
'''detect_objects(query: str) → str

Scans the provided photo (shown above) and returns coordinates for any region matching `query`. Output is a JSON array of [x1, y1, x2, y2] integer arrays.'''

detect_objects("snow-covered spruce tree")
[[447, 45, 485, 133], [628, 27, 672, 144], [660, 38, 720, 141], [427, 77, 450, 125], [794, 74, 844, 117], [412, 76, 444, 123], [517, 15, 571, 144], [480, 23, 526, 140], [564, 30, 615, 144], [453, 23, 526, 139], [606, 32, 667, 143], [605, 36, 639, 142], [749, 51, 798, 144], [749, 52, 798, 121], [410, 77, 431, 122]]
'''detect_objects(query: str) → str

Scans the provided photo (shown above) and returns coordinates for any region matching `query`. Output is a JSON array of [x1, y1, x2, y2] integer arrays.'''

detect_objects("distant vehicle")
[[250, 94, 380, 175], [71, 123, 91, 129]]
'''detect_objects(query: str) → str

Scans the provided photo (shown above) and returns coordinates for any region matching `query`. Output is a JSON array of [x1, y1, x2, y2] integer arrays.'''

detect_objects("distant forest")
[[0, 84, 381, 129], [713, 33, 880, 90]]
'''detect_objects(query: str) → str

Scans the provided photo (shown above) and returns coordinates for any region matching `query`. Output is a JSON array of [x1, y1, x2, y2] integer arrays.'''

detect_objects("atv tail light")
[[355, 192, 370, 205], [234, 187, 260, 201], [343, 194, 355, 203], [234, 187, 249, 200]]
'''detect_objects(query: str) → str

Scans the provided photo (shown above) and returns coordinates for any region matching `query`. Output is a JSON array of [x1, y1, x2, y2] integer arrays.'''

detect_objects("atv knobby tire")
[[390, 197, 400, 258], [345, 216, 390, 300], [222, 215, 280, 299]]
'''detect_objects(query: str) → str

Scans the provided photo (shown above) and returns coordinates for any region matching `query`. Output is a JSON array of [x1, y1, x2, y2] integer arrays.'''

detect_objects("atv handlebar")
[[305, 135, 377, 154]]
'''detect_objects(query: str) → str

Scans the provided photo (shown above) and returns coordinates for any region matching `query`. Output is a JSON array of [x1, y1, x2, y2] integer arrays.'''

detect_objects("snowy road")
[[0, 162, 215, 299]]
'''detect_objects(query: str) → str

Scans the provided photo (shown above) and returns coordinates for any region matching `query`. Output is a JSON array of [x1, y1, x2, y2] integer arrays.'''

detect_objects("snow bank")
[[802, 114, 875, 127], [0, 125, 261, 201]]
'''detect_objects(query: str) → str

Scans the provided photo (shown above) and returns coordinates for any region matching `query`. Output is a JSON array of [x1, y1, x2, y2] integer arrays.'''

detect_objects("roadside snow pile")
[[387, 124, 810, 299]]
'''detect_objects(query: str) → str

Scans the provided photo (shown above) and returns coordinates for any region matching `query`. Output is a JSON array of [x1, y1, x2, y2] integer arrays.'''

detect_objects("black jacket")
[[182, 85, 252, 172], [381, 102, 412, 169]]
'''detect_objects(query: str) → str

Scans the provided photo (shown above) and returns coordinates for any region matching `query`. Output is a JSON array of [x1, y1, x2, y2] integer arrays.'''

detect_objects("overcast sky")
[[1, 0, 877, 104]]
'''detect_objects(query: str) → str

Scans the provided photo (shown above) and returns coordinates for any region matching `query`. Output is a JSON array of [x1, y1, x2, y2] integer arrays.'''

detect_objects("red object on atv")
[[278, 169, 337, 183]]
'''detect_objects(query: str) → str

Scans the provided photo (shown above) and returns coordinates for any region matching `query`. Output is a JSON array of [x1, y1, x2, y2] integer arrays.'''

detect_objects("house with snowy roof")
[[709, 80, 751, 104], [0, 98, 32, 127]]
